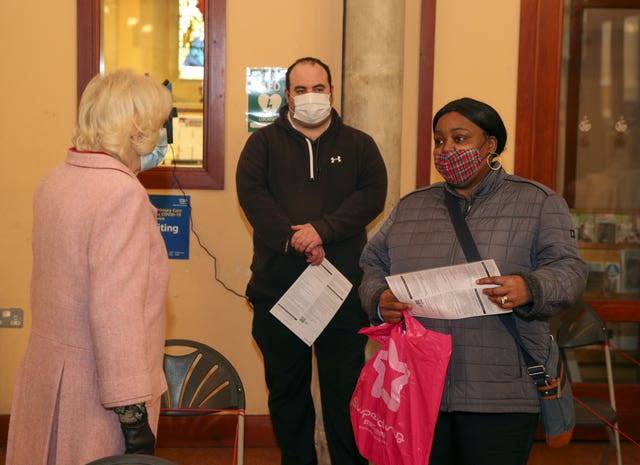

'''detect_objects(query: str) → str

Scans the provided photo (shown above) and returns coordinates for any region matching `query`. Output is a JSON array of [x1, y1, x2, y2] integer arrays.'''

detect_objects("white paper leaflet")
[[270, 259, 352, 345], [385, 259, 510, 319]]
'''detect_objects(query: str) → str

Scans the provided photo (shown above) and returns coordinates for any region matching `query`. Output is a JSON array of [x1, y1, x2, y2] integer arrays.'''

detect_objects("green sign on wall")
[[246, 67, 286, 132]]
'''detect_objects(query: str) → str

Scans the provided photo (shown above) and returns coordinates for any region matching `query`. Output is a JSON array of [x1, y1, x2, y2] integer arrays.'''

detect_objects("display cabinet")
[[514, 0, 640, 439], [563, 0, 639, 441]]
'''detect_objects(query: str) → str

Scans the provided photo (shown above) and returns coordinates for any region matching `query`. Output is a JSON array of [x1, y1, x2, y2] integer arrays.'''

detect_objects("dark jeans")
[[251, 298, 368, 465], [429, 411, 539, 465]]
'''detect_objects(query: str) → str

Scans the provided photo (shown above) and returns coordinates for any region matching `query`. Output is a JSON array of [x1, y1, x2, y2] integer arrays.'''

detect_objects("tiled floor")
[[3, 441, 639, 465], [156, 442, 640, 465], [527, 440, 639, 465]]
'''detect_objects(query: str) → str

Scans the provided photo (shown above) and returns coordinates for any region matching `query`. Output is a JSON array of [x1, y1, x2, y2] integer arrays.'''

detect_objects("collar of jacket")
[[276, 105, 342, 139], [66, 148, 138, 179], [444, 167, 508, 202]]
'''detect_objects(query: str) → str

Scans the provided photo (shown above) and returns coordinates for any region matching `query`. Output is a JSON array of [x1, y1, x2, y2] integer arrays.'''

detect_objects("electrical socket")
[[0, 308, 24, 328]]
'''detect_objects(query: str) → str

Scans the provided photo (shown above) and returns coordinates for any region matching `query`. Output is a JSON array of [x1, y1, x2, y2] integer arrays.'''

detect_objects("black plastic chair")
[[161, 339, 246, 465], [86, 454, 177, 465], [556, 300, 622, 465]]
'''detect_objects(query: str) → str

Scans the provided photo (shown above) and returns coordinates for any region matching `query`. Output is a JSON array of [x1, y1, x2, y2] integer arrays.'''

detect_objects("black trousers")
[[251, 298, 368, 465], [428, 411, 539, 465]]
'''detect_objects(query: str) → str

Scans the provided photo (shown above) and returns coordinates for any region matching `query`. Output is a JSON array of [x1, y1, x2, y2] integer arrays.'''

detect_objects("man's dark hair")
[[432, 97, 508, 154], [285, 57, 333, 90]]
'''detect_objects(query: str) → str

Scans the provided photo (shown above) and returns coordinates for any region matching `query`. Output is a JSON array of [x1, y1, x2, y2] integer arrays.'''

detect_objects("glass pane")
[[101, 0, 204, 168], [573, 8, 639, 211], [557, 3, 640, 425], [575, 8, 640, 210], [560, 6, 640, 300]]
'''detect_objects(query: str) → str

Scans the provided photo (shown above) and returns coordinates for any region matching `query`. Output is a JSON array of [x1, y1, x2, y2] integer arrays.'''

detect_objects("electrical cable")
[[166, 146, 248, 301]]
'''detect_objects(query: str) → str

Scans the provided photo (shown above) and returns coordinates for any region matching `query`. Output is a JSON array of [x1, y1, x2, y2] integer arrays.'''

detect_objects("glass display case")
[[512, 0, 640, 440], [556, 0, 640, 439]]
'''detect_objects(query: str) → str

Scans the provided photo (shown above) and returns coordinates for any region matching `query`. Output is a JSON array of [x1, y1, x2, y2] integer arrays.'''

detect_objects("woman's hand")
[[477, 275, 531, 310], [114, 403, 156, 455], [379, 289, 411, 324]]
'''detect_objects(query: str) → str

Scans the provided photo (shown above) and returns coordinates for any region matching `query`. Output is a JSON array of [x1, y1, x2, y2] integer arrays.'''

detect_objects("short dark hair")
[[432, 97, 507, 154], [285, 57, 333, 90]]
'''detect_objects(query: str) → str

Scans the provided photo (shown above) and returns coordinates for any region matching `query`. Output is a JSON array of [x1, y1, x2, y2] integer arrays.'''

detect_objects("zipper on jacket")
[[304, 137, 315, 181], [313, 138, 322, 179], [463, 199, 472, 218]]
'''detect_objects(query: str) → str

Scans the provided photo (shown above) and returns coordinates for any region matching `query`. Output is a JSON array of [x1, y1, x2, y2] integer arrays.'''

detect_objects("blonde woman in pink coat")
[[6, 69, 173, 465]]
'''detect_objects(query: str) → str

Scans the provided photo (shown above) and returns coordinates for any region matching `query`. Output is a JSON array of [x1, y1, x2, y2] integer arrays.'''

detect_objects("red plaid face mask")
[[435, 147, 488, 186]]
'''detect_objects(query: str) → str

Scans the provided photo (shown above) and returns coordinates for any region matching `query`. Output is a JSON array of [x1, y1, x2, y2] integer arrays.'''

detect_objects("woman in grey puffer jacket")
[[359, 97, 588, 465]]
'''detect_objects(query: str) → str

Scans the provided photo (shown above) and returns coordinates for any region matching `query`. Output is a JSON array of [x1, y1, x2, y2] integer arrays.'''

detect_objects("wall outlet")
[[0, 308, 24, 328]]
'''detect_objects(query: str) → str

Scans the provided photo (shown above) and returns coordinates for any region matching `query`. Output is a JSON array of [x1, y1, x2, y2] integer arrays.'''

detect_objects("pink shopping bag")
[[350, 312, 451, 465]]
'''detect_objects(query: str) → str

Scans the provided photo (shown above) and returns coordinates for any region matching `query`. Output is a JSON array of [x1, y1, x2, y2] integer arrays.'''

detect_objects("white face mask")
[[292, 92, 331, 126]]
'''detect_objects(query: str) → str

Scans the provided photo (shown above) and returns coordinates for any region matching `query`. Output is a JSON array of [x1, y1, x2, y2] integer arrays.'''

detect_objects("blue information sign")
[[149, 195, 191, 260]]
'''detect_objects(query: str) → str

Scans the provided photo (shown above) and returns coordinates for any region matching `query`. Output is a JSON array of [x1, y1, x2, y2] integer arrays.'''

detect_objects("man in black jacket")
[[236, 56, 387, 465]]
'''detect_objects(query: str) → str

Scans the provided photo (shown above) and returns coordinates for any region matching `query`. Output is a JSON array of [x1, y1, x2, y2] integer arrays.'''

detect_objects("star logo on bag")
[[371, 339, 410, 412]]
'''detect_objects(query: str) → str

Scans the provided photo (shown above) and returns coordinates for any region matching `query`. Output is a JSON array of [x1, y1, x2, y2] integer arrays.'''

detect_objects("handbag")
[[350, 311, 452, 465], [500, 314, 575, 447], [444, 189, 575, 447]]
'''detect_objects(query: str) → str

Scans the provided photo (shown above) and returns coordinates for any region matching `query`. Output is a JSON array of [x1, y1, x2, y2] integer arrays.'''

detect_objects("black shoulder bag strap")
[[443, 189, 546, 381], [444, 190, 481, 262]]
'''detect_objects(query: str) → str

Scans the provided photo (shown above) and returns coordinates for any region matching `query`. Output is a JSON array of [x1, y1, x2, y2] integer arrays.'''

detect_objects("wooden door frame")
[[416, 0, 565, 188], [415, 0, 437, 188], [514, 0, 565, 189]]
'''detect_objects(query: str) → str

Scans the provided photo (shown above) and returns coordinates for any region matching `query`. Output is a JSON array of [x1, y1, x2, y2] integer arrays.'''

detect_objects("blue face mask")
[[140, 128, 168, 172]]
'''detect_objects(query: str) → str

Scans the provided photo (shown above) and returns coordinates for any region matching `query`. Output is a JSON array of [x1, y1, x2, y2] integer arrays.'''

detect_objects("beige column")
[[313, 3, 406, 465], [343, 0, 406, 223]]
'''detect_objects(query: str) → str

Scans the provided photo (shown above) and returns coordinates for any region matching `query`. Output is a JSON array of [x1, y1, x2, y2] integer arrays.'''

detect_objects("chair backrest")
[[556, 300, 609, 350], [162, 339, 245, 415], [85, 454, 178, 465], [555, 301, 622, 465]]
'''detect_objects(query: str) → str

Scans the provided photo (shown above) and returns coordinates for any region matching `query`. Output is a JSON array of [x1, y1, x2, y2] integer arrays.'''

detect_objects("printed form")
[[385, 259, 511, 319], [270, 259, 352, 346]]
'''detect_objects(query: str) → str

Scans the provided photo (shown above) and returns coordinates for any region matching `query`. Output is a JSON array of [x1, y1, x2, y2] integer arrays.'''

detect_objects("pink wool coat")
[[6, 150, 169, 465]]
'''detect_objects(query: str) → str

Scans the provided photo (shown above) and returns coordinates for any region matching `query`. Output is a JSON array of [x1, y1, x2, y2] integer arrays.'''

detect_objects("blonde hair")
[[72, 69, 173, 167]]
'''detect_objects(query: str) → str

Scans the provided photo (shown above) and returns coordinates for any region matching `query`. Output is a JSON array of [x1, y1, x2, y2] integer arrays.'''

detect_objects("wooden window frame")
[[76, 0, 226, 189]]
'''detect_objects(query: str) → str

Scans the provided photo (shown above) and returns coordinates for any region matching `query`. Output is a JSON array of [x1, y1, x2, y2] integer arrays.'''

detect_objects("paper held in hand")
[[385, 259, 509, 319], [270, 259, 352, 345]]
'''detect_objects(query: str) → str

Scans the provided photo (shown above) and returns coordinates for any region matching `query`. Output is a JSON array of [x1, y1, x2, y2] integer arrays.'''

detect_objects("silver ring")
[[500, 295, 508, 305]]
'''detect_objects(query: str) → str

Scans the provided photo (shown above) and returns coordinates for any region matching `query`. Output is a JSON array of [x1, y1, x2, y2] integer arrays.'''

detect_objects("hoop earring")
[[487, 153, 501, 171]]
